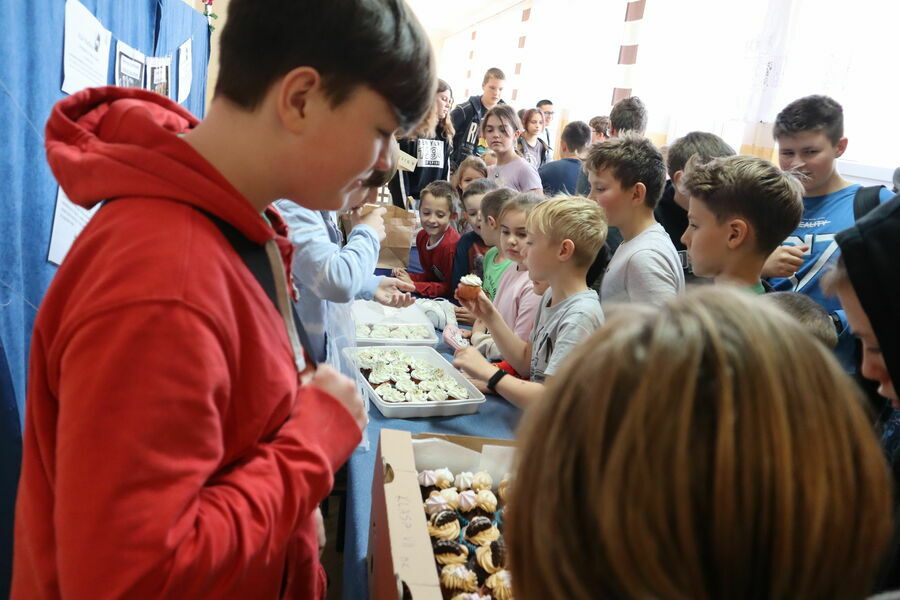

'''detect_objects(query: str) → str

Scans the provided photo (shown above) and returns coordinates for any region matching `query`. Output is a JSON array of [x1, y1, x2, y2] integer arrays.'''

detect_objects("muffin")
[[434, 467, 454, 490], [474, 539, 507, 583], [439, 564, 479, 598], [425, 492, 451, 517], [456, 274, 483, 301], [469, 489, 497, 521], [457, 489, 479, 526], [418, 469, 439, 499], [497, 474, 511, 508], [486, 569, 513, 600], [471, 471, 493, 493], [439, 487, 461, 511], [450, 593, 491, 600], [432, 539, 469, 566], [462, 516, 500, 552], [454, 471, 475, 491], [428, 510, 461, 541]]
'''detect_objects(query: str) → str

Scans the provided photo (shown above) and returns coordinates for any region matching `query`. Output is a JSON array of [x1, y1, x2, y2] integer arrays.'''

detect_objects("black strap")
[[854, 185, 883, 221], [486, 368, 508, 395], [199, 209, 317, 368]]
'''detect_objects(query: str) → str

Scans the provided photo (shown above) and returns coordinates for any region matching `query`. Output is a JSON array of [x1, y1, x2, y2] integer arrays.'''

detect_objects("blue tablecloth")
[[340, 346, 521, 599]]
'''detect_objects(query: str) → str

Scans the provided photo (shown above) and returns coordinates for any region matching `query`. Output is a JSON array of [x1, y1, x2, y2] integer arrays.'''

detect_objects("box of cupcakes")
[[368, 429, 515, 600]]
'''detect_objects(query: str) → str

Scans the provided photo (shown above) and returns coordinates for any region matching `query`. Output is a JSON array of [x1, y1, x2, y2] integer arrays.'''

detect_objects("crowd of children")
[[13, 3, 900, 599]]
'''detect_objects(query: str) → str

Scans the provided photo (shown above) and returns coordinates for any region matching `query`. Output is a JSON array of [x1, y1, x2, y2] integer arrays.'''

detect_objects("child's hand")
[[462, 372, 490, 395], [453, 346, 495, 381], [454, 289, 498, 324], [762, 245, 808, 278], [374, 277, 415, 308], [455, 305, 475, 325], [460, 328, 472, 339], [351, 206, 386, 241]]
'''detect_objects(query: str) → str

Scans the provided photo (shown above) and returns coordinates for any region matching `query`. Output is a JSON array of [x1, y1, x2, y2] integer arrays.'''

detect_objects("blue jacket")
[[274, 201, 381, 367]]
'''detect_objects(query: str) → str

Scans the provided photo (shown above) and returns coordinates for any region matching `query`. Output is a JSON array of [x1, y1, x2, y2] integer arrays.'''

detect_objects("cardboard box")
[[340, 203, 417, 270], [366, 429, 516, 600]]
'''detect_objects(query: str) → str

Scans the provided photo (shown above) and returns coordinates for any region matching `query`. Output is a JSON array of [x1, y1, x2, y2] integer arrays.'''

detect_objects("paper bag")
[[341, 203, 417, 269]]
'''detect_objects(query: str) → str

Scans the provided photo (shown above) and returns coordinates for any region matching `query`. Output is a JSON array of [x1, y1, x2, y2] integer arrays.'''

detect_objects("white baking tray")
[[343, 346, 486, 418], [352, 300, 439, 346]]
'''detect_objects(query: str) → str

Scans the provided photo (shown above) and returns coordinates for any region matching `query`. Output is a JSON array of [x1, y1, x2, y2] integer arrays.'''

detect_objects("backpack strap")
[[198, 209, 318, 370], [854, 185, 884, 221]]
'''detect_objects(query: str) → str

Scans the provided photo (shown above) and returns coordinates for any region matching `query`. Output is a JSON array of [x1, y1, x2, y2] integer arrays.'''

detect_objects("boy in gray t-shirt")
[[530, 289, 604, 383], [453, 196, 608, 408], [584, 134, 686, 306]]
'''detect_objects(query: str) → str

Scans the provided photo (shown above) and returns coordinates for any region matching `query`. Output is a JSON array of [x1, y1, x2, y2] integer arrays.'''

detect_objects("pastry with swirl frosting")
[[462, 516, 500, 549], [469, 489, 497, 520], [470, 471, 493, 493], [418, 469, 438, 499], [453, 471, 475, 491], [434, 467, 454, 490], [486, 569, 513, 600], [432, 539, 469, 566], [439, 564, 478, 595], [428, 510, 461, 541]]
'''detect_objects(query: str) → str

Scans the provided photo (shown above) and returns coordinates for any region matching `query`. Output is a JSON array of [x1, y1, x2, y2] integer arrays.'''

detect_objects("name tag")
[[417, 139, 444, 169]]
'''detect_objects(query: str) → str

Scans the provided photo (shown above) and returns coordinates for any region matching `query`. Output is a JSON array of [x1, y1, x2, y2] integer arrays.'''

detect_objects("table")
[[340, 346, 521, 599]]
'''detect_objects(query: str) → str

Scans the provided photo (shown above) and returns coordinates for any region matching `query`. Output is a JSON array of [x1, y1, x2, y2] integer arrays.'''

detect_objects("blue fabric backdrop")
[[0, 1, 210, 595]]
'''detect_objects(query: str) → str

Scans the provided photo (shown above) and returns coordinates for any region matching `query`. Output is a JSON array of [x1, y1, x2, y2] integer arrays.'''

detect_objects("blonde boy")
[[454, 196, 607, 408], [680, 155, 803, 293], [586, 134, 685, 307]]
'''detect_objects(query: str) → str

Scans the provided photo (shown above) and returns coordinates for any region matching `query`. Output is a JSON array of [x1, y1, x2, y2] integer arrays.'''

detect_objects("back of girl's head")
[[479, 188, 518, 222], [498, 192, 541, 222], [509, 286, 892, 600], [481, 104, 522, 135]]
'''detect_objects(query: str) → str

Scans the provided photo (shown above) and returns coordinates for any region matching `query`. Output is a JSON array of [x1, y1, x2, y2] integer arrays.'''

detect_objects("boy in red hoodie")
[[11, 1, 435, 599]]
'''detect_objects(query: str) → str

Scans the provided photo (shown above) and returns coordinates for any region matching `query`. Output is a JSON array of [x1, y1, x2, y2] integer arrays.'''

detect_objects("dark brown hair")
[[215, 0, 435, 132]]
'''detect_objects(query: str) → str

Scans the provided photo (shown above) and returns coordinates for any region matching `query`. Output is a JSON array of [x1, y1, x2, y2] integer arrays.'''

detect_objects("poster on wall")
[[115, 40, 146, 88], [61, 0, 112, 94], [177, 38, 193, 104], [145, 56, 172, 98], [47, 187, 101, 266]]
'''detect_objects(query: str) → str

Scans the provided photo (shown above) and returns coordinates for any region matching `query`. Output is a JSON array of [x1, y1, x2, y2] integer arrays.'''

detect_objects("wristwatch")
[[487, 368, 508, 394]]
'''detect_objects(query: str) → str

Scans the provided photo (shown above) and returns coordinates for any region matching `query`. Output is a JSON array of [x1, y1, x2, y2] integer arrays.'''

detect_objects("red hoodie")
[[12, 87, 361, 599]]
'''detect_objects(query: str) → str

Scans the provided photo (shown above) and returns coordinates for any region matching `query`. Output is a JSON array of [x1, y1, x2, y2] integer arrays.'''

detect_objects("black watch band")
[[487, 368, 508, 394]]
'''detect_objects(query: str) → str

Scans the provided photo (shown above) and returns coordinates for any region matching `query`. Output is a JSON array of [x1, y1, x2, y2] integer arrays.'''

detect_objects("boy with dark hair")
[[451, 178, 499, 293], [13, 1, 435, 598], [536, 99, 555, 147], [609, 95, 648, 136], [585, 134, 684, 307], [589, 115, 611, 144], [766, 94, 894, 367], [539, 120, 591, 196], [657, 131, 736, 270], [679, 154, 803, 293], [449, 67, 506, 169]]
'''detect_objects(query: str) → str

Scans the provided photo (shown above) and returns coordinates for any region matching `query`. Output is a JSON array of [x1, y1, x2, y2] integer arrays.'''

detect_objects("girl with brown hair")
[[388, 78, 455, 208], [509, 286, 893, 600]]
